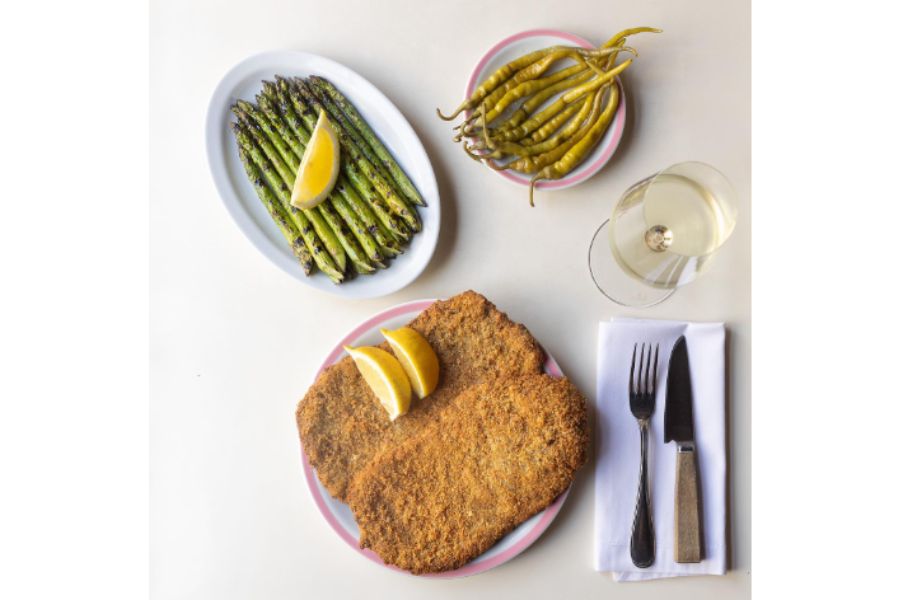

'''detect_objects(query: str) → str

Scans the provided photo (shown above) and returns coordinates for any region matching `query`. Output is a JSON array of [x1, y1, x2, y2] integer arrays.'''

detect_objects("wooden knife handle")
[[674, 445, 703, 563]]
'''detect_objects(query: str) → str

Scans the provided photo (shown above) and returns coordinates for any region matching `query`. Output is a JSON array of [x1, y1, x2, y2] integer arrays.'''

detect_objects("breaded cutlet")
[[347, 374, 589, 574], [296, 291, 545, 501]]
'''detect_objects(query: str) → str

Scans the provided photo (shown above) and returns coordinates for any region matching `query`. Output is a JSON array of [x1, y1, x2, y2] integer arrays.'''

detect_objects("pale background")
[[150, 0, 750, 598]]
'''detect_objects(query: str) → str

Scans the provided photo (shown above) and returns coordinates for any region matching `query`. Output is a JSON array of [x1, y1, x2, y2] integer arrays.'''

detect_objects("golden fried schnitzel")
[[347, 374, 589, 574], [296, 291, 545, 501]]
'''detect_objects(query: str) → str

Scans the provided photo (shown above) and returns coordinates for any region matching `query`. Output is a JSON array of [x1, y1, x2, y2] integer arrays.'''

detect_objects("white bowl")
[[206, 51, 440, 299]]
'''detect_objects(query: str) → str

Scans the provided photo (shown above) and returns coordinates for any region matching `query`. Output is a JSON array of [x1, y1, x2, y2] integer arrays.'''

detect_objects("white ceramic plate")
[[206, 51, 440, 298], [465, 29, 627, 191], [300, 299, 571, 578]]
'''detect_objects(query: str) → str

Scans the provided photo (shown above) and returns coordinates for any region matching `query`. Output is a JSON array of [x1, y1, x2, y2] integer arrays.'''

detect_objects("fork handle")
[[674, 444, 703, 563], [630, 422, 654, 568]]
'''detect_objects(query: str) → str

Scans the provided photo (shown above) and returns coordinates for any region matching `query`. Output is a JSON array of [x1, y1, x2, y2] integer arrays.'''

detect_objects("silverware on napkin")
[[664, 335, 703, 563], [628, 343, 659, 568]]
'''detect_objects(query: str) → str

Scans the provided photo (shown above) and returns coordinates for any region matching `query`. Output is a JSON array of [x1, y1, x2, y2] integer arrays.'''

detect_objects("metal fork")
[[629, 342, 660, 568]]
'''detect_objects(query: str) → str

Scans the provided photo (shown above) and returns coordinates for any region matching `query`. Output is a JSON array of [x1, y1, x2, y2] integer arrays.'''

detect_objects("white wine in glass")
[[590, 162, 737, 307]]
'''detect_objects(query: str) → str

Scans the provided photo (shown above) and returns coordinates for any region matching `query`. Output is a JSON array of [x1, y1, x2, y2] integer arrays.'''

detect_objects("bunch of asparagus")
[[231, 76, 425, 283]]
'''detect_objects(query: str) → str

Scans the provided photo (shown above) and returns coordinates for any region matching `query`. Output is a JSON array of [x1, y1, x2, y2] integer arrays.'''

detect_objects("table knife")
[[664, 336, 703, 563]]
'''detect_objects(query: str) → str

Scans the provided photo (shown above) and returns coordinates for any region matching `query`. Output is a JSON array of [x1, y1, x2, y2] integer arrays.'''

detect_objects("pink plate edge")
[[299, 298, 570, 578], [463, 28, 627, 190]]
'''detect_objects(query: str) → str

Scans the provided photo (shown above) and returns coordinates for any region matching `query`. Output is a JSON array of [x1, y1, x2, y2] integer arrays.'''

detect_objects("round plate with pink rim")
[[464, 29, 627, 191], [299, 298, 571, 578]]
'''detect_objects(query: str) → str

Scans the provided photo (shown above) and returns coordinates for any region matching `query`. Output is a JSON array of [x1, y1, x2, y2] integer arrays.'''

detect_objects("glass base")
[[588, 219, 676, 308]]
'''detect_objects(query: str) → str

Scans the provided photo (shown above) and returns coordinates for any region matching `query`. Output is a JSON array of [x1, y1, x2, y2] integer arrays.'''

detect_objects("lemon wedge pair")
[[345, 327, 440, 421], [290, 109, 340, 210]]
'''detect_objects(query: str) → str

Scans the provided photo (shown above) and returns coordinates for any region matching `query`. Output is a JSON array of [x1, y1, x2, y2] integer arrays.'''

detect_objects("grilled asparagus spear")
[[236, 145, 314, 275], [310, 75, 425, 206], [232, 124, 344, 283]]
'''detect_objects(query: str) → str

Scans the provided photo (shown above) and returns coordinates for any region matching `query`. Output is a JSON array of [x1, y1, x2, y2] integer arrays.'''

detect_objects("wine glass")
[[589, 161, 738, 307]]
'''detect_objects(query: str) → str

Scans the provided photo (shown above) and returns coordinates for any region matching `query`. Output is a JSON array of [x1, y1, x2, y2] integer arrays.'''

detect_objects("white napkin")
[[594, 318, 727, 581]]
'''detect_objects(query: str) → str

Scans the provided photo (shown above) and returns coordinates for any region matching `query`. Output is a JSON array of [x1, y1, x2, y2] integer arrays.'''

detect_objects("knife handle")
[[674, 445, 703, 563]]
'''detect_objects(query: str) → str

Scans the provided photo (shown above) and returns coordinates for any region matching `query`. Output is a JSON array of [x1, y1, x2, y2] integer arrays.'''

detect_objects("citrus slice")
[[290, 108, 340, 209], [380, 327, 440, 399], [345, 345, 412, 421]]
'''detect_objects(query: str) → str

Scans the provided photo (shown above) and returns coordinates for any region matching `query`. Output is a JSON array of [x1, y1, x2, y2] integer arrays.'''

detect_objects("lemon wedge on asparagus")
[[345, 345, 412, 421], [291, 109, 340, 209], [381, 327, 439, 399]]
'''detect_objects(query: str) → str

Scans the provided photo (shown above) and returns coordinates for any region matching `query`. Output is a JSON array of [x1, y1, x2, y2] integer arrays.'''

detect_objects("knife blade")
[[664, 335, 703, 563], [664, 336, 694, 444]]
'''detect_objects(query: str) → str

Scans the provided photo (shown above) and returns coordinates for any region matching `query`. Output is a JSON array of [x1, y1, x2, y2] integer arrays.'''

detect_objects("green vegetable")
[[232, 124, 344, 283], [529, 84, 620, 206], [235, 105, 378, 275], [294, 78, 421, 233], [254, 92, 393, 265], [236, 144, 314, 275], [439, 27, 660, 206], [310, 76, 426, 207], [235, 118, 348, 274], [282, 78, 412, 242]]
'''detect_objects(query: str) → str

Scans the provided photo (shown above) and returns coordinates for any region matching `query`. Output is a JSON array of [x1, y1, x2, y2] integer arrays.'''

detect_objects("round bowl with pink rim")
[[299, 298, 572, 578], [464, 29, 627, 191]]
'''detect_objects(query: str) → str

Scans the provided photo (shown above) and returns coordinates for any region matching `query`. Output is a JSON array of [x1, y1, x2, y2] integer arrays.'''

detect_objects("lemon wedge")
[[291, 109, 340, 209], [381, 327, 440, 399], [345, 345, 412, 421]]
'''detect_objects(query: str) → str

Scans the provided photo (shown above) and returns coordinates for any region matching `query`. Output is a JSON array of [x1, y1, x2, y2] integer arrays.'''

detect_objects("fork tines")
[[629, 343, 660, 418]]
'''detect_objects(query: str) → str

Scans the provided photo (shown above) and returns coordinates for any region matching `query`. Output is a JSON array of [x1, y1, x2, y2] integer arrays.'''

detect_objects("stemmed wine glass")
[[589, 161, 738, 307]]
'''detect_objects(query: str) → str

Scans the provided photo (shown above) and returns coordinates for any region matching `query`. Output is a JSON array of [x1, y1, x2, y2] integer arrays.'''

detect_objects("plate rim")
[[464, 29, 627, 191], [205, 50, 441, 299], [299, 298, 571, 578]]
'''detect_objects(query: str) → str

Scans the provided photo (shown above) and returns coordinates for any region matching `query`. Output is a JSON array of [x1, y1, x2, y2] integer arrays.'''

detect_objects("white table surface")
[[150, 0, 750, 598]]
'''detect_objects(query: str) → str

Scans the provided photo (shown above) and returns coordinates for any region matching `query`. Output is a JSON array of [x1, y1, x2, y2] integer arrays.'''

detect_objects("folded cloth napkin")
[[594, 318, 727, 581]]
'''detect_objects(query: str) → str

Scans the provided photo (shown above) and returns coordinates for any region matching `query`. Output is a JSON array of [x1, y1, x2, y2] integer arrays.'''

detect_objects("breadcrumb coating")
[[347, 374, 589, 574], [296, 291, 545, 501]]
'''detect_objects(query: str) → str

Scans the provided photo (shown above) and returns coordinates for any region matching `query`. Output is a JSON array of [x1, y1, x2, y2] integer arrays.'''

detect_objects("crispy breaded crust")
[[296, 291, 545, 501], [346, 374, 589, 574]]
